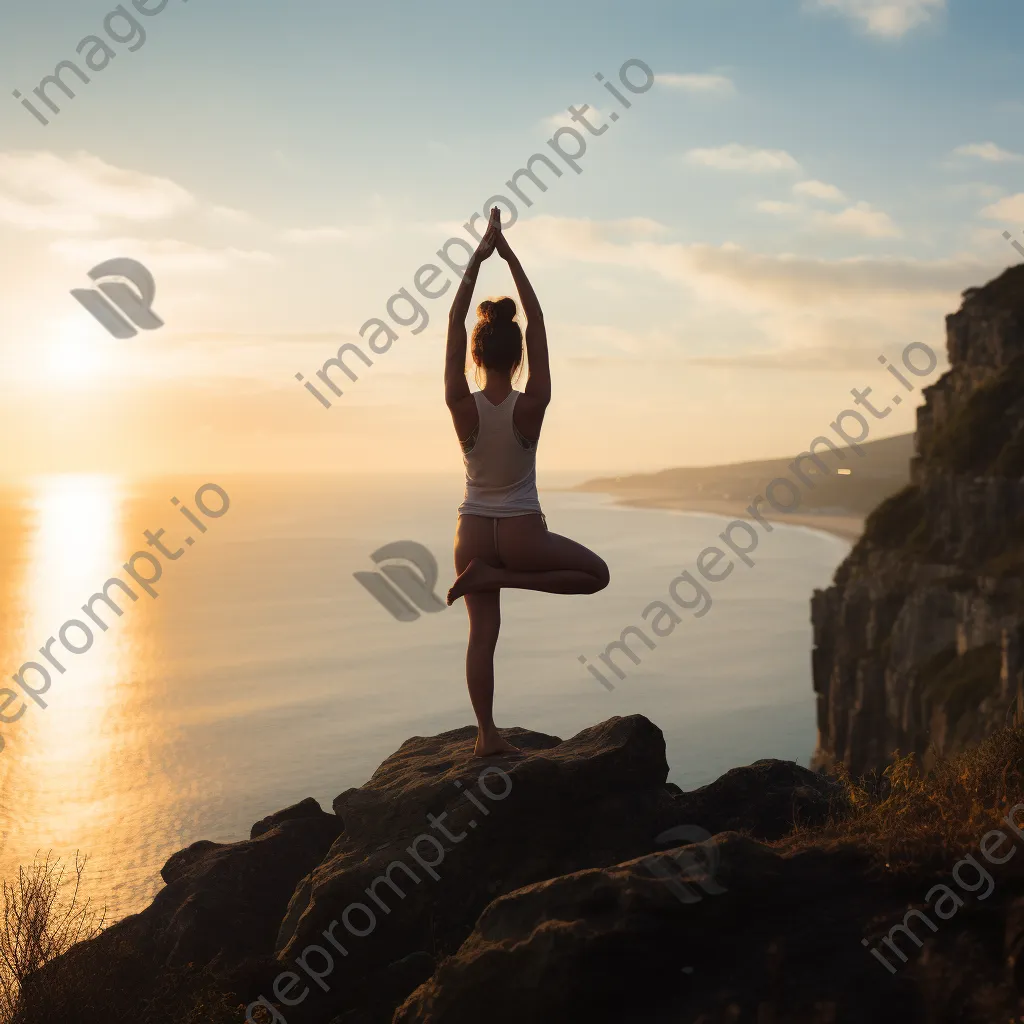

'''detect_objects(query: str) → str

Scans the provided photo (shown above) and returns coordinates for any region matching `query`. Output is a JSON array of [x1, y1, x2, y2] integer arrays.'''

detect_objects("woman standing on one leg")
[[444, 207, 610, 757]]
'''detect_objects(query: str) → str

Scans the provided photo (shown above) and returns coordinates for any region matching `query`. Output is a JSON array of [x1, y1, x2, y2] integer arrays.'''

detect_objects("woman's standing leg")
[[455, 515, 519, 756], [464, 590, 516, 755]]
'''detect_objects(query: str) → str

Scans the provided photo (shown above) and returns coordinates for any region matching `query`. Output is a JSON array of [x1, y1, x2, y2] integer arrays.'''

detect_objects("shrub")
[[921, 356, 1024, 476], [0, 852, 104, 1023]]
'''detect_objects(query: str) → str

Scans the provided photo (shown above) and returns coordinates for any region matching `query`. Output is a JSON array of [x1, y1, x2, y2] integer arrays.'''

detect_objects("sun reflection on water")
[[24, 475, 125, 764], [0, 475, 140, 906]]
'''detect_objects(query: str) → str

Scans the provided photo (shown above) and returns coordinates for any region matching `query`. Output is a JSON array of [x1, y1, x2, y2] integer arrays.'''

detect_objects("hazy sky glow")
[[1, 0, 1022, 476]]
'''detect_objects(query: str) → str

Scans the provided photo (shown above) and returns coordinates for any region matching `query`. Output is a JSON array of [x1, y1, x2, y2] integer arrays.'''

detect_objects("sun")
[[43, 315, 113, 386]]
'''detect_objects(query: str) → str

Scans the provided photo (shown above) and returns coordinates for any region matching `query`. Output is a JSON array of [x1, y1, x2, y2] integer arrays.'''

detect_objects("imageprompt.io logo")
[[355, 541, 447, 622], [71, 258, 164, 339], [640, 825, 727, 905]]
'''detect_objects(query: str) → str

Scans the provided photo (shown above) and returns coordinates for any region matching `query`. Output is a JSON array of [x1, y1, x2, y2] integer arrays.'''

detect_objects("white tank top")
[[458, 391, 542, 518]]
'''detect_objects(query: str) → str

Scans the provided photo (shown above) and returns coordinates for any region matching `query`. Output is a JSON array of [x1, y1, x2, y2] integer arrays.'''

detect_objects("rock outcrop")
[[394, 829, 1024, 1024], [812, 264, 1024, 777], [18, 716, 843, 1024], [20, 713, 1024, 1023]]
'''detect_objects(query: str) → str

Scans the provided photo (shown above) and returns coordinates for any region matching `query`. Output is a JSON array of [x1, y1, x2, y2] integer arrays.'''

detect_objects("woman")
[[445, 206, 610, 757]]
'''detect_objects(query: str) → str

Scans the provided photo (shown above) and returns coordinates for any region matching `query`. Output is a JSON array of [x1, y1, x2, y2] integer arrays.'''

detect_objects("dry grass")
[[774, 726, 1024, 875]]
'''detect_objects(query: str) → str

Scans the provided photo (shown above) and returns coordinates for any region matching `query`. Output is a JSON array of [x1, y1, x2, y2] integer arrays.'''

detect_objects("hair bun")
[[478, 297, 517, 323]]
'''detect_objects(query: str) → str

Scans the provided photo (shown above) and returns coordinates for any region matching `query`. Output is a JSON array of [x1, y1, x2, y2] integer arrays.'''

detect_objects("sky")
[[1, 0, 1023, 477]]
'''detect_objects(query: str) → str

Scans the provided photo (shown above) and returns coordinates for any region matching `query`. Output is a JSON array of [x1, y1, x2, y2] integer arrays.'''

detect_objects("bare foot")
[[447, 558, 498, 605], [474, 731, 520, 757]]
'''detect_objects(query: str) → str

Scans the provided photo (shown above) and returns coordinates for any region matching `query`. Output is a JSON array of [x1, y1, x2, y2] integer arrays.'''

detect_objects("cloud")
[[588, 216, 668, 239], [970, 225, 1022, 252], [508, 215, 669, 248], [685, 144, 801, 173], [680, 245, 967, 308], [658, 73, 736, 95], [0, 151, 195, 233], [208, 205, 257, 226], [514, 216, 967, 375], [688, 344, 897, 371], [953, 142, 1024, 163], [981, 193, 1024, 225], [793, 179, 848, 202], [757, 200, 801, 215], [757, 191, 900, 238], [50, 236, 274, 273], [511, 215, 988, 312], [813, 201, 902, 238], [281, 216, 456, 245], [684, 331, 947, 372], [541, 105, 610, 130], [941, 181, 1004, 202], [282, 226, 373, 244], [806, 0, 945, 38]]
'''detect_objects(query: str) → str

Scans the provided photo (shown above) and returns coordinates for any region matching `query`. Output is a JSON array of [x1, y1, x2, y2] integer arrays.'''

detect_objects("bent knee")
[[590, 557, 610, 593]]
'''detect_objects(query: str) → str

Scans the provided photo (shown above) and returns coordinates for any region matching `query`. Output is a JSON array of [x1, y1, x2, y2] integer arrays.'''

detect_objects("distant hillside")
[[577, 433, 915, 515]]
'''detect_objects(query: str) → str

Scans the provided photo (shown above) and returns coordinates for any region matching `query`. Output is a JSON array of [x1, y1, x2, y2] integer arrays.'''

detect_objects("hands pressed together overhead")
[[478, 206, 511, 261]]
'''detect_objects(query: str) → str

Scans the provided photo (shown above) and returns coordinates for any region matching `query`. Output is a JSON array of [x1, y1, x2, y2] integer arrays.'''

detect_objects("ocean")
[[0, 473, 850, 920]]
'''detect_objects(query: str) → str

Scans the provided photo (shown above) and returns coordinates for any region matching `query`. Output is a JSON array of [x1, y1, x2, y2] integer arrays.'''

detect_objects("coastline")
[[591, 493, 864, 542]]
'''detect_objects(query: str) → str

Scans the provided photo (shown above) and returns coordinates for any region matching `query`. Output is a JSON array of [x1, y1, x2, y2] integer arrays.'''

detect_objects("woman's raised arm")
[[495, 230, 550, 407], [445, 208, 500, 409]]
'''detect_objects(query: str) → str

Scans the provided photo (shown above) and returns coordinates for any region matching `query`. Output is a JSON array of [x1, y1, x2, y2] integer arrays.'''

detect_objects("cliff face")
[[812, 265, 1024, 777]]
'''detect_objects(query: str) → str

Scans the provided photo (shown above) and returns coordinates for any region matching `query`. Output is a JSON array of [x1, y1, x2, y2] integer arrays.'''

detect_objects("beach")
[[602, 494, 865, 542]]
